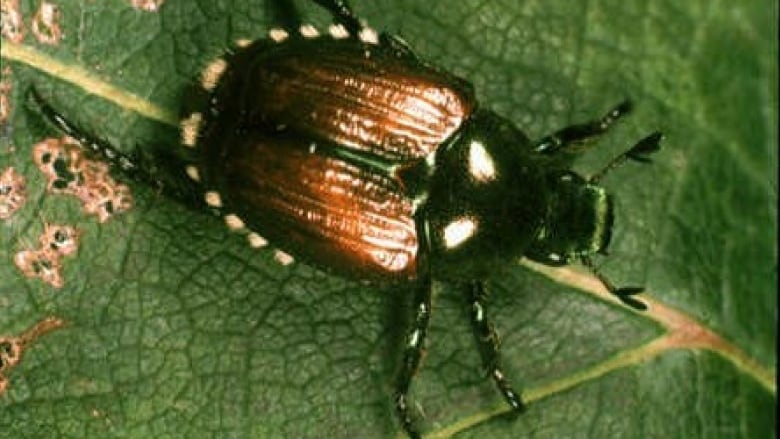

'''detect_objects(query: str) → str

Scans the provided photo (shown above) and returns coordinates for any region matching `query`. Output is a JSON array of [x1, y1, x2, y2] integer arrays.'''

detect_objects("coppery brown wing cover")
[[203, 39, 476, 279], [242, 39, 476, 162], [220, 131, 418, 279]]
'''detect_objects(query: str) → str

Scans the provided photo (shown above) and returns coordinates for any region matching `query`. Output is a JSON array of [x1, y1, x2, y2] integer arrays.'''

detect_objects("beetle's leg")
[[467, 281, 525, 413], [267, 0, 303, 34], [533, 100, 632, 155], [394, 219, 433, 439], [581, 256, 648, 311], [380, 34, 419, 59], [311, 0, 363, 36], [311, 0, 417, 57], [28, 89, 188, 195], [395, 282, 431, 439], [29, 89, 141, 176], [395, 276, 431, 439], [589, 131, 663, 183]]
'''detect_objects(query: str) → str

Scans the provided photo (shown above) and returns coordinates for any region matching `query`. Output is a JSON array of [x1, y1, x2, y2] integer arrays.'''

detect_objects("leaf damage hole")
[[14, 223, 80, 288], [0, 167, 26, 220], [31, 1, 61, 46], [0, 0, 25, 43], [32, 136, 133, 223], [0, 316, 67, 395]]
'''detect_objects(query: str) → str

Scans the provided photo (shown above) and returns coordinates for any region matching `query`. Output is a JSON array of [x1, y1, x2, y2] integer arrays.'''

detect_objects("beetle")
[[30, 0, 662, 437]]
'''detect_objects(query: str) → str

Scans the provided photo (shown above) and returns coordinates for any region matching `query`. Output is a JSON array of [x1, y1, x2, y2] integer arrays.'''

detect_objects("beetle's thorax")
[[417, 110, 549, 280]]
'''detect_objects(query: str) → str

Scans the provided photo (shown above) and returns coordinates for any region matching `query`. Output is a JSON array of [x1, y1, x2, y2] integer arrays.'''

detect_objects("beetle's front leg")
[[533, 100, 632, 155], [467, 281, 524, 413]]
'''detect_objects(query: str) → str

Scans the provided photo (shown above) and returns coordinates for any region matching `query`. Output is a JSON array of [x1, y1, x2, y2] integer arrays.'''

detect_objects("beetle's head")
[[525, 130, 663, 311], [525, 171, 613, 266]]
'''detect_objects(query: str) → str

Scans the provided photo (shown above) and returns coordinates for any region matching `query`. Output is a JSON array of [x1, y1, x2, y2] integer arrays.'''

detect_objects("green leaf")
[[1, 0, 775, 438]]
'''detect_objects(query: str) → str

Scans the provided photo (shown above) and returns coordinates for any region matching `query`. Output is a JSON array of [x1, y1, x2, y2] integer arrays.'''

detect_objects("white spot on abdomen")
[[299, 24, 319, 38], [185, 165, 200, 182], [248, 232, 268, 248], [224, 214, 245, 231], [329, 24, 349, 39], [204, 191, 222, 208], [181, 112, 203, 147], [269, 28, 289, 42], [201, 58, 227, 91], [358, 27, 379, 44], [274, 250, 294, 265]]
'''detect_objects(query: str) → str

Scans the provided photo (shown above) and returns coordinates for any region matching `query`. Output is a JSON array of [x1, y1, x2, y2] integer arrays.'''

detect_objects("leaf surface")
[[1, 0, 775, 438]]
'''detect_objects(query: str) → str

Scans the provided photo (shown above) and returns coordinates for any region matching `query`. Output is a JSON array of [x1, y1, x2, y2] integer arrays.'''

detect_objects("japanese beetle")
[[31, 1, 662, 437]]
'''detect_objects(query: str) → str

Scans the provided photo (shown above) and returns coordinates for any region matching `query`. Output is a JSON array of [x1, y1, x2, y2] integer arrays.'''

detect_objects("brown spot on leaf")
[[0, 92, 9, 126], [79, 178, 133, 223], [31, 1, 61, 45], [33, 137, 133, 222], [0, 67, 12, 126], [0, 167, 26, 220], [14, 222, 79, 288], [130, 0, 165, 12], [0, 0, 24, 43], [0, 337, 22, 371], [14, 247, 65, 288], [0, 317, 67, 395], [39, 223, 80, 256]]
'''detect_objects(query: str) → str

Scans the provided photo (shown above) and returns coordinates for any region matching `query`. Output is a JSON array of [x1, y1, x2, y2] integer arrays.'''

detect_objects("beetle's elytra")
[[31, 1, 663, 437], [195, 35, 477, 280]]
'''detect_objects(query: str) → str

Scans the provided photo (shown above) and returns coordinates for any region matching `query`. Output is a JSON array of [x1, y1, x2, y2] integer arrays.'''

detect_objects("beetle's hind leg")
[[311, 0, 363, 36], [533, 100, 633, 155], [467, 281, 525, 413], [29, 89, 141, 176], [28, 89, 199, 200], [311, 0, 418, 57]]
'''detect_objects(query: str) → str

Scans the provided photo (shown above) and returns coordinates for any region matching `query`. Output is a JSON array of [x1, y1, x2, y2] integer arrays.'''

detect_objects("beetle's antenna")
[[589, 131, 663, 183], [580, 256, 647, 311]]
